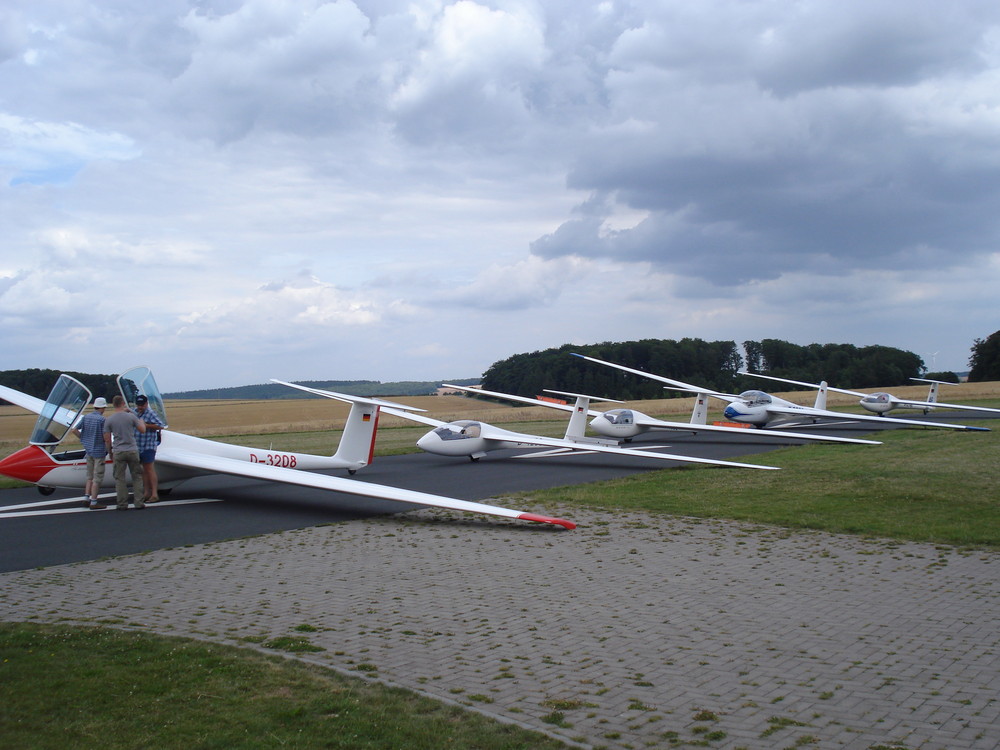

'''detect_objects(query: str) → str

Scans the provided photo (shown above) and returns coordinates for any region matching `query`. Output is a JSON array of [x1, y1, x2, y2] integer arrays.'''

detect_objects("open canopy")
[[29, 374, 91, 446], [118, 365, 168, 425]]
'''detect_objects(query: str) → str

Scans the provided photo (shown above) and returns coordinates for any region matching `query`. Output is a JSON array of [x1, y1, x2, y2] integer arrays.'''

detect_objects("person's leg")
[[85, 456, 95, 501], [143, 457, 159, 502], [113, 455, 129, 509], [139, 450, 157, 501], [129, 453, 145, 508], [93, 457, 106, 500]]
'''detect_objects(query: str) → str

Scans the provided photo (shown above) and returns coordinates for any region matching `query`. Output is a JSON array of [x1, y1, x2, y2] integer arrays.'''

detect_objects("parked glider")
[[438, 383, 882, 447], [741, 371, 1000, 417], [0, 368, 576, 529], [271, 380, 782, 471], [571, 354, 989, 432]]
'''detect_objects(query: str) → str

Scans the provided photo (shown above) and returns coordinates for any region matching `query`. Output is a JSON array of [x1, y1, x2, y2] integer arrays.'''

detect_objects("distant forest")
[[481, 338, 934, 399], [0, 368, 120, 404]]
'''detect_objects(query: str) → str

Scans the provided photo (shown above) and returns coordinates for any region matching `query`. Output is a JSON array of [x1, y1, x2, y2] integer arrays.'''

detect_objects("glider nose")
[[416, 432, 438, 452], [722, 403, 742, 420], [589, 415, 610, 434], [0, 445, 56, 484]]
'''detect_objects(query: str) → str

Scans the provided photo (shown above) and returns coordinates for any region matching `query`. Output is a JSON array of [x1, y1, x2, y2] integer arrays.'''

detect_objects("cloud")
[[530, 2, 1000, 284], [0, 113, 139, 185], [171, 0, 379, 142], [390, 1, 547, 146], [172, 272, 416, 350], [443, 254, 590, 311]]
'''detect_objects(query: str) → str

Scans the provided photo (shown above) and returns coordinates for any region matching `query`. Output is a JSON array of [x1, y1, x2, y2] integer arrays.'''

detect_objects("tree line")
[[482, 338, 938, 399], [969, 330, 1000, 381], [0, 368, 119, 405]]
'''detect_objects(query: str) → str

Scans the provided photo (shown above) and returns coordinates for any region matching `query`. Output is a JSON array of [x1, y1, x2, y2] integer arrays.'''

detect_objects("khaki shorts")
[[86, 454, 107, 486]]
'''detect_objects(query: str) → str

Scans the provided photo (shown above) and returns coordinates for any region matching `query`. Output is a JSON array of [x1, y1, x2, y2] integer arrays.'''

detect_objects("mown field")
[[4, 380, 999, 454]]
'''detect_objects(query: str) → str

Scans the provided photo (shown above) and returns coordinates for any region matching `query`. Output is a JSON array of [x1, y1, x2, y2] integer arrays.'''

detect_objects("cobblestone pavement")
[[1, 505, 997, 750]]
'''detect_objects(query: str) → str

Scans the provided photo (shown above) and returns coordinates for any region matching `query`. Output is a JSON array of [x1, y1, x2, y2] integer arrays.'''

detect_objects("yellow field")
[[2, 382, 999, 457]]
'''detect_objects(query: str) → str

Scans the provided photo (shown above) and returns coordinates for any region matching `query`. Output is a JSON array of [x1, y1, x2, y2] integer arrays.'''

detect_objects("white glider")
[[273, 380, 781, 471], [741, 371, 1000, 417], [0, 369, 576, 529], [439, 383, 882, 447], [571, 353, 990, 433]]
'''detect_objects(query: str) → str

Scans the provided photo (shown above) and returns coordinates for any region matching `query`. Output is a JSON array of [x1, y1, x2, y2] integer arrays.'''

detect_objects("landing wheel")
[[469, 456, 480, 462], [348, 469, 357, 475], [38, 486, 56, 496]]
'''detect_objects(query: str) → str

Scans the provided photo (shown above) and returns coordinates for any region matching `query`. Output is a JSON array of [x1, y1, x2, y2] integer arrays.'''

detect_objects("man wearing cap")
[[133, 394, 167, 504], [73, 397, 109, 510]]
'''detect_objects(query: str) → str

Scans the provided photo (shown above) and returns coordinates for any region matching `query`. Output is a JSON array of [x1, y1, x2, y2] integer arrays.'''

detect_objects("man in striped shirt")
[[73, 397, 109, 510]]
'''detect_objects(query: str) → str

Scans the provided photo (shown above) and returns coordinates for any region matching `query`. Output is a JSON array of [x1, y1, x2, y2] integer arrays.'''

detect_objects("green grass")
[[0, 622, 568, 750], [521, 424, 1000, 546]]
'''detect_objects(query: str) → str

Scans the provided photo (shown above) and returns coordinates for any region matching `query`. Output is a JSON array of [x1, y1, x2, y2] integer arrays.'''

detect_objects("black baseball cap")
[[136, 394, 148, 404]]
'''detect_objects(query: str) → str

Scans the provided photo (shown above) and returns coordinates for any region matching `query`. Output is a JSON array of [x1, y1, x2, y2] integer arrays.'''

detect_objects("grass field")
[[521, 423, 1000, 547], [0, 622, 569, 750]]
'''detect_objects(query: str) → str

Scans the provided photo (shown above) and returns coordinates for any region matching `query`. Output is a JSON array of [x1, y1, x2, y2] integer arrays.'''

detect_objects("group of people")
[[73, 393, 167, 510]]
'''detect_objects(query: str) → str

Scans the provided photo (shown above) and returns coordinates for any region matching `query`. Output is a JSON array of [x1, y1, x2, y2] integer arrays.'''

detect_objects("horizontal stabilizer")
[[542, 389, 624, 404], [740, 371, 864, 398], [910, 378, 958, 386], [271, 379, 426, 412], [443, 383, 603, 416]]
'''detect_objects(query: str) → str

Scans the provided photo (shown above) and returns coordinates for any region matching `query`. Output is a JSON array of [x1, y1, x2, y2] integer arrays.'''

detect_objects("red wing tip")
[[517, 512, 576, 530]]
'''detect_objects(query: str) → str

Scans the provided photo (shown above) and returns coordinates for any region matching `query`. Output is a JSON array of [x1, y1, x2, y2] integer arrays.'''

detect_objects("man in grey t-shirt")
[[103, 395, 147, 510]]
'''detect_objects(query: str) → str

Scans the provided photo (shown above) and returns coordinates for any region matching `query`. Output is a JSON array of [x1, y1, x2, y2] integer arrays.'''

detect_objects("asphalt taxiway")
[[0, 415, 991, 572]]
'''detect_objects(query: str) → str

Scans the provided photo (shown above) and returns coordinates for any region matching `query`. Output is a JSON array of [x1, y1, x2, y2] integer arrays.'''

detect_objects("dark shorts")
[[139, 449, 157, 464]]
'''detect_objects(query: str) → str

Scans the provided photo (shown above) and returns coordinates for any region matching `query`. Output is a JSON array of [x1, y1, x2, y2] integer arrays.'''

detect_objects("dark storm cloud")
[[532, 1, 1000, 286]]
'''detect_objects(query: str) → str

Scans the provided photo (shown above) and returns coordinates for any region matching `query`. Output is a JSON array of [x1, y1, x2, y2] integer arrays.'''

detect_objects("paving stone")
[[0, 506, 997, 749]]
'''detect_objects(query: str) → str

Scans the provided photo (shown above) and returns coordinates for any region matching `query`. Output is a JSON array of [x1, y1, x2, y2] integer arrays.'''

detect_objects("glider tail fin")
[[332, 401, 381, 469], [690, 392, 710, 425], [564, 396, 592, 439], [814, 381, 829, 410]]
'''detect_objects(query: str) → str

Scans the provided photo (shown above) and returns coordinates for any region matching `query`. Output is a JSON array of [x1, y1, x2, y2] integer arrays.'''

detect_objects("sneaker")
[[88, 501, 107, 510], [116, 506, 128, 511]]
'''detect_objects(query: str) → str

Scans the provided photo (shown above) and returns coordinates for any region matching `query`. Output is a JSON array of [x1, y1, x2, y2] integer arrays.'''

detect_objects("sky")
[[2, 0, 998, 391]]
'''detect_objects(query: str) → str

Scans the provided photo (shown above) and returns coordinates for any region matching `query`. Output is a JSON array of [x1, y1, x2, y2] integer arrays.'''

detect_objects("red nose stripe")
[[0, 445, 59, 483], [517, 512, 576, 530]]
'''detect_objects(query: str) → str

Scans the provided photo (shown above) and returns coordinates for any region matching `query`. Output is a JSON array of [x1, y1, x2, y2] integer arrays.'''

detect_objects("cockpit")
[[737, 390, 772, 406], [601, 409, 634, 425], [861, 393, 891, 404], [432, 421, 483, 440]]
